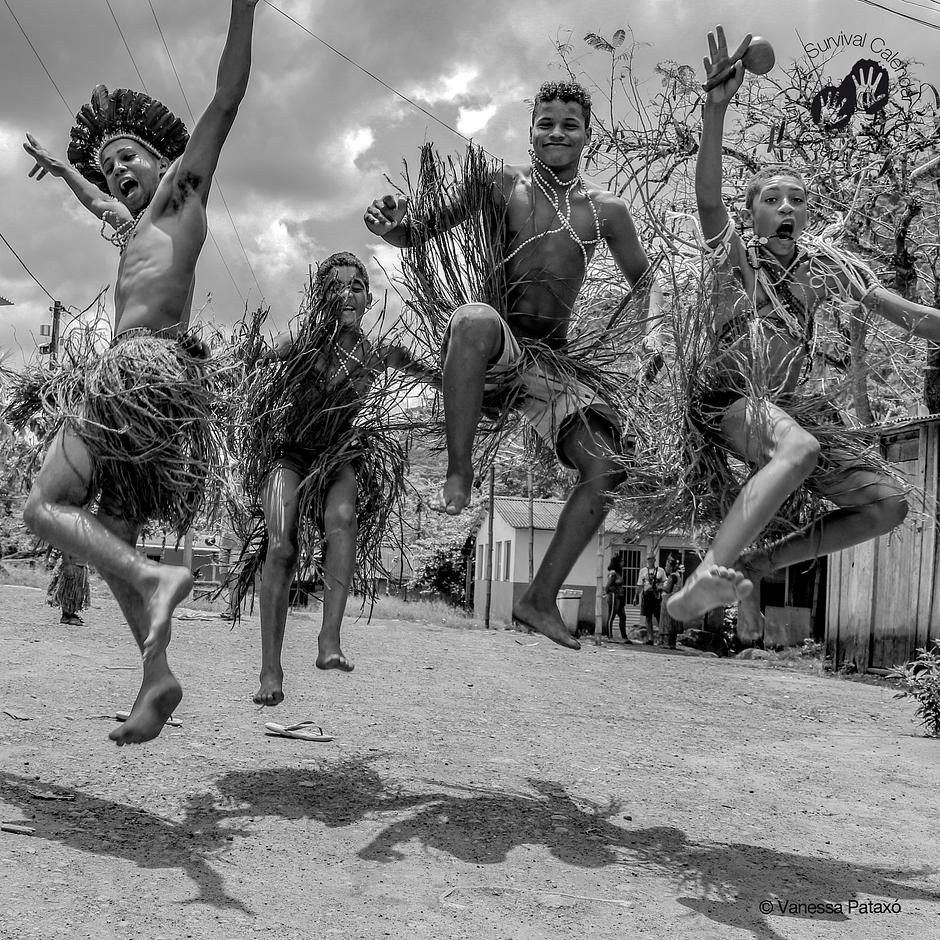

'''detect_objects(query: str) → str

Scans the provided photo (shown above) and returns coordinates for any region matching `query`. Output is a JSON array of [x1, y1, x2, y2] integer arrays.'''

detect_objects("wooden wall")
[[826, 419, 940, 671]]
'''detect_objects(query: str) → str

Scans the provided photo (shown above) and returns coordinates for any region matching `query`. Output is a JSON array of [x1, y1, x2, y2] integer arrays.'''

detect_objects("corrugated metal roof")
[[873, 413, 940, 433], [492, 497, 638, 534]]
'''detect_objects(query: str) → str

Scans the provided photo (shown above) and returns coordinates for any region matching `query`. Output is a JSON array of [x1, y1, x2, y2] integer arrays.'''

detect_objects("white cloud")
[[406, 65, 479, 104], [457, 104, 497, 137], [334, 126, 375, 165], [0, 123, 24, 177], [254, 217, 309, 280], [364, 240, 403, 291]]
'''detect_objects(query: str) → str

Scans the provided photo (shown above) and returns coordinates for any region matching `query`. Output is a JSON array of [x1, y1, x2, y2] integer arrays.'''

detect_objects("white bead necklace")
[[503, 150, 601, 269], [100, 208, 144, 254]]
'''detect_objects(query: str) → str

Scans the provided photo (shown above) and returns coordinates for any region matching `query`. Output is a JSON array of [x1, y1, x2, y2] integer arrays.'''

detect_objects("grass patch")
[[0, 562, 51, 591], [0, 562, 487, 632], [363, 594, 484, 630]]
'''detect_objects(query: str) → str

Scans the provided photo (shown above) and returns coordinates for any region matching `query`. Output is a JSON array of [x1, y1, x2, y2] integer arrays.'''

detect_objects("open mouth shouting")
[[118, 176, 140, 201], [774, 219, 796, 241]]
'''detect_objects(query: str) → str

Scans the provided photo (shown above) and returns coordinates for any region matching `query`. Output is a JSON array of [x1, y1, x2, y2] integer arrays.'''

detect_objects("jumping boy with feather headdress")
[[20, 0, 262, 745]]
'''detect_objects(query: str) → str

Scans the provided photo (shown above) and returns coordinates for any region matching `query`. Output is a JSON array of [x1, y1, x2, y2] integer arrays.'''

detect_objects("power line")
[[895, 0, 940, 11], [850, 0, 940, 29], [261, 0, 499, 160], [148, 0, 264, 302], [103, 0, 150, 93], [0, 227, 55, 301], [206, 234, 246, 305], [1, 0, 72, 116], [147, 1, 196, 117]]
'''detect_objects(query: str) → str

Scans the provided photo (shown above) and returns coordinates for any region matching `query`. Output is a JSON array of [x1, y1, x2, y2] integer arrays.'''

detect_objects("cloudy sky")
[[0, 0, 937, 361]]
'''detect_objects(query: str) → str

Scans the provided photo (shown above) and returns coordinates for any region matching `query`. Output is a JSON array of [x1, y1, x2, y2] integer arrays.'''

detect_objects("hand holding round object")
[[742, 37, 775, 75]]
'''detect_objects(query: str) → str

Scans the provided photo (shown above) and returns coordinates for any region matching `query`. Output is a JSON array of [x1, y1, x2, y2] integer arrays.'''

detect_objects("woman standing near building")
[[605, 559, 628, 641]]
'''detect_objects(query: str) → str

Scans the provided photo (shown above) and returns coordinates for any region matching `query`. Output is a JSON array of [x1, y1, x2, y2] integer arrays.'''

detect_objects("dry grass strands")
[[223, 288, 409, 616]]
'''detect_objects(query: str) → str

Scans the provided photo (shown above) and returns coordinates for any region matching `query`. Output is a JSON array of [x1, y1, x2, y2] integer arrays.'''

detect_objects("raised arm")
[[363, 165, 507, 249], [173, 0, 260, 202], [363, 191, 479, 250], [380, 342, 441, 388], [863, 286, 940, 342], [696, 26, 751, 245], [23, 133, 131, 228]]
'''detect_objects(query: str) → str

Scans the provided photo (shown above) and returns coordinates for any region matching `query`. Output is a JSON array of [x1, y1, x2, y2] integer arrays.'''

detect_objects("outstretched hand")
[[703, 25, 751, 104], [363, 194, 409, 236], [23, 133, 65, 181]]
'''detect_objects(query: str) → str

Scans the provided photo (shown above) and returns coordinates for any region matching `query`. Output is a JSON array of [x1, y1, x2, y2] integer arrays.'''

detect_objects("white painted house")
[[473, 497, 699, 629]]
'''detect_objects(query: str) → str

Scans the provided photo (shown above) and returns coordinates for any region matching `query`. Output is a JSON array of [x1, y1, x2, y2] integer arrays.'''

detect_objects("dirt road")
[[1, 583, 938, 939]]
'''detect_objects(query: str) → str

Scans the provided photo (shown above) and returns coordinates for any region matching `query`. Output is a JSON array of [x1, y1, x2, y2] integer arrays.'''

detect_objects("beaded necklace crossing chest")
[[100, 208, 145, 254], [748, 240, 815, 350], [504, 152, 601, 270]]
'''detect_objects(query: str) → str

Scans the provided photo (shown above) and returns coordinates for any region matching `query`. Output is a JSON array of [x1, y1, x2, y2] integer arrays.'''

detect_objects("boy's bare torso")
[[288, 328, 381, 425], [114, 165, 205, 336], [500, 164, 608, 347]]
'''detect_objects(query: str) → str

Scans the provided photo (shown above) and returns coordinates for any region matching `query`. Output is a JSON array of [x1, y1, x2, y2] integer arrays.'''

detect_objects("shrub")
[[890, 642, 940, 737]]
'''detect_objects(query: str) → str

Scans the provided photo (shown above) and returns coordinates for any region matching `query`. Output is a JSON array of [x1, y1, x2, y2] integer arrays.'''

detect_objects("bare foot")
[[667, 565, 752, 621], [316, 651, 354, 672], [109, 668, 182, 746], [141, 564, 194, 660], [513, 597, 581, 651], [735, 584, 764, 644], [253, 668, 284, 706], [430, 469, 473, 515]]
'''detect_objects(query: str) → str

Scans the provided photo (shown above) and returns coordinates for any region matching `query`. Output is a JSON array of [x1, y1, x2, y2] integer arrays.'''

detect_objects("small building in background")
[[472, 497, 698, 629]]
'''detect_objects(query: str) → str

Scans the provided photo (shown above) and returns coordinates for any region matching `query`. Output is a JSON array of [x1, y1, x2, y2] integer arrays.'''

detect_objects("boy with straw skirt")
[[19, 0, 262, 745], [364, 80, 662, 650], [226, 252, 433, 707], [666, 26, 940, 625]]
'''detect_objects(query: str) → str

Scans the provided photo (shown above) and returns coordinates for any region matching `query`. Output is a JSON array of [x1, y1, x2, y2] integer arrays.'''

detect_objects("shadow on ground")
[[3, 758, 937, 937], [205, 757, 939, 939], [0, 770, 251, 914]]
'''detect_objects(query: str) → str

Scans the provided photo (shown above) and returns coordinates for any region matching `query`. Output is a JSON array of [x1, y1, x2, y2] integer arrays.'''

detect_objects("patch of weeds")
[[800, 638, 825, 658], [889, 642, 940, 737]]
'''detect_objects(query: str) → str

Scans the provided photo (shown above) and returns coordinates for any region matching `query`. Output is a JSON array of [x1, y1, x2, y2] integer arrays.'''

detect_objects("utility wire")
[[1, 0, 72, 115], [148, 0, 264, 302], [894, 0, 940, 12], [850, 0, 940, 29], [261, 0, 500, 160], [0, 227, 55, 301], [148, 0, 246, 303], [104, 0, 150, 93]]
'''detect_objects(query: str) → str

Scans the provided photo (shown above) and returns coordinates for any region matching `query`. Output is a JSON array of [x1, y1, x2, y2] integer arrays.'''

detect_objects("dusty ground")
[[1, 582, 939, 940]]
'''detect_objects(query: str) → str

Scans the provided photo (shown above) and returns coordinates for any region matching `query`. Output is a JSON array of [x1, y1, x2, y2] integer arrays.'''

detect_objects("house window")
[[477, 543, 484, 578], [503, 540, 512, 580], [495, 542, 503, 581]]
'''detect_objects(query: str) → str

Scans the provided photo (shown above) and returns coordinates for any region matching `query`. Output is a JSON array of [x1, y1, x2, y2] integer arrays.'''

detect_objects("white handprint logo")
[[810, 84, 853, 131], [809, 58, 892, 133], [847, 58, 889, 114]]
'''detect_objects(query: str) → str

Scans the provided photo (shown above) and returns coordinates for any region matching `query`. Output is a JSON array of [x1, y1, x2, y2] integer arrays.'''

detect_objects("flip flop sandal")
[[264, 721, 334, 742]]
